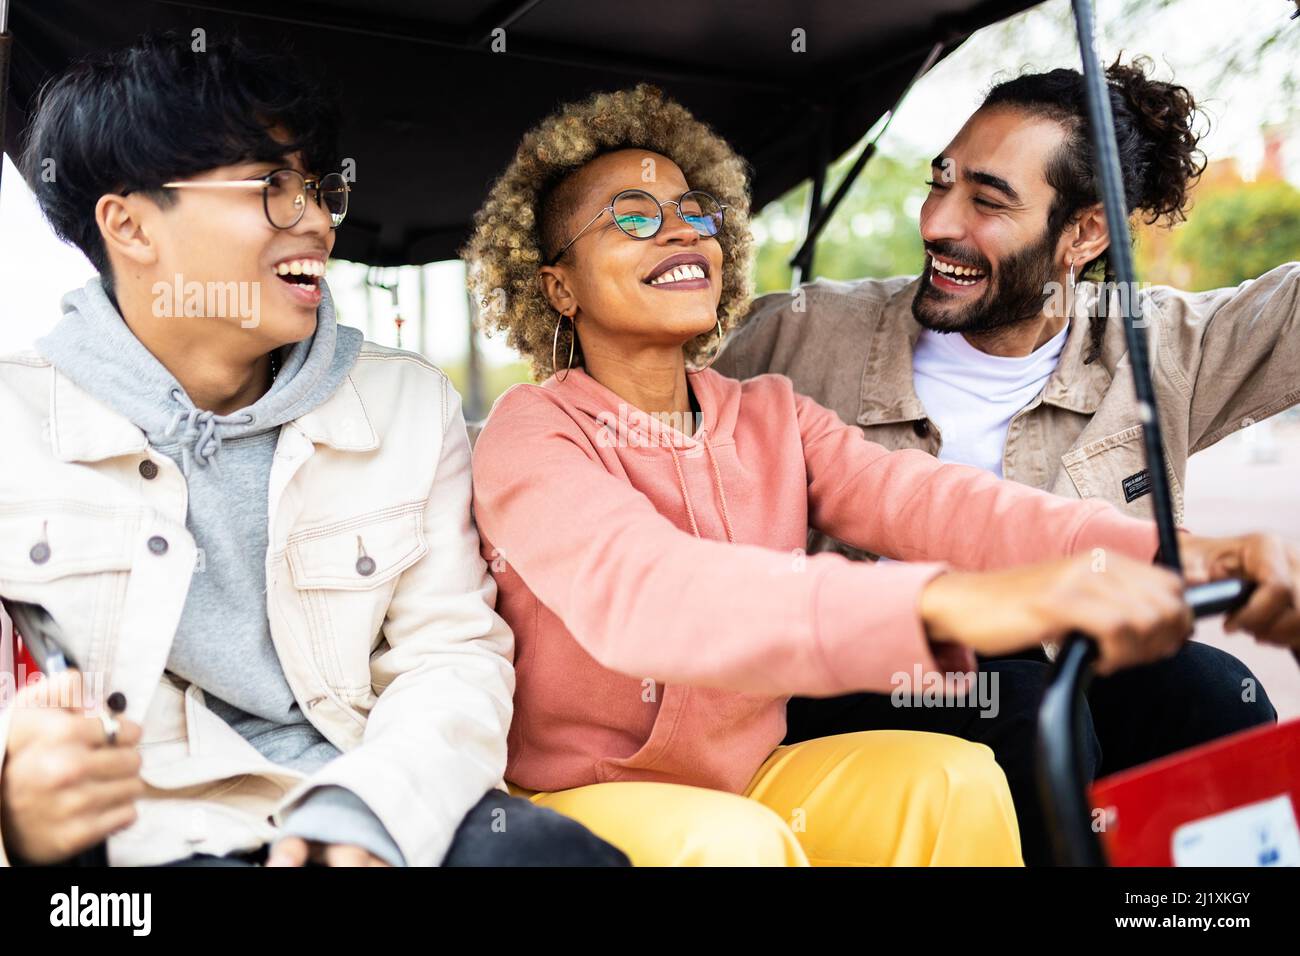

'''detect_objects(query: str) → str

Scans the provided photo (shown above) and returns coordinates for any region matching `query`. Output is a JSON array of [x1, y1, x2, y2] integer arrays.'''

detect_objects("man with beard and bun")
[[712, 57, 1299, 865]]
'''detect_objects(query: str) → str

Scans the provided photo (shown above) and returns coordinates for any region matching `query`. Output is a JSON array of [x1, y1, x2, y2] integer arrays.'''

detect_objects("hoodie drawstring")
[[667, 427, 736, 544], [162, 387, 254, 475], [702, 432, 737, 544]]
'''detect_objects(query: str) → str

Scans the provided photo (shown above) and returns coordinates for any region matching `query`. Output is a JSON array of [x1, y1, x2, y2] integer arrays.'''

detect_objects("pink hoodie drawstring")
[[667, 426, 736, 544]]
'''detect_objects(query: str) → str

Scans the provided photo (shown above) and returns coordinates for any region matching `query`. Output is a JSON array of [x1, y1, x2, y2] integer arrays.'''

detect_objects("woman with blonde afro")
[[464, 84, 1233, 866]]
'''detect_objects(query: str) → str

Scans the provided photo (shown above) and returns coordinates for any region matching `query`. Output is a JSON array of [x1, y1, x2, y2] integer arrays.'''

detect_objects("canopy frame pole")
[[790, 115, 831, 287], [1034, 0, 1181, 870], [787, 40, 943, 284], [1072, 0, 1182, 571], [1040, 4, 1300, 867], [0, 0, 12, 195], [1035, 0, 1195, 869], [464, 286, 485, 423]]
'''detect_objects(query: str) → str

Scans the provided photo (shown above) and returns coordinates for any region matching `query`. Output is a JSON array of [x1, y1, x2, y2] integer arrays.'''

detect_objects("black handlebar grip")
[[1185, 578, 1255, 618]]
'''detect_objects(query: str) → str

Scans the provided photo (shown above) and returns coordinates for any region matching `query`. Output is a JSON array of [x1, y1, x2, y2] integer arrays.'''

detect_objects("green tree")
[[1172, 179, 1300, 288]]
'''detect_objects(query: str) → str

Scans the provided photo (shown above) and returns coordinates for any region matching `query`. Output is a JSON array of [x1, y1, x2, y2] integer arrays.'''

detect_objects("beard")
[[911, 227, 1061, 335]]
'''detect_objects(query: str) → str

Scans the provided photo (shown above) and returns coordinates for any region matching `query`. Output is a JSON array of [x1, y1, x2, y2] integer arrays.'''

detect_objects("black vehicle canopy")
[[1, 0, 1041, 266]]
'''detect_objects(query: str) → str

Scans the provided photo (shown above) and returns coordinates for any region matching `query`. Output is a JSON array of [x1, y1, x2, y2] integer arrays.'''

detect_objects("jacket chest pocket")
[[285, 507, 428, 706], [0, 507, 138, 673], [1061, 425, 1185, 523]]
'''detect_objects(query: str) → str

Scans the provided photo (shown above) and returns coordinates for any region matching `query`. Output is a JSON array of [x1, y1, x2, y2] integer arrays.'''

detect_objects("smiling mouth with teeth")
[[929, 255, 987, 287], [647, 263, 709, 286], [274, 259, 326, 285]]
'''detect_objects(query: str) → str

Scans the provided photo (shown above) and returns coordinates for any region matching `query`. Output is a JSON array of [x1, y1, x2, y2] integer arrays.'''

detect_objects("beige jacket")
[[0, 343, 515, 866], [713, 265, 1300, 557]]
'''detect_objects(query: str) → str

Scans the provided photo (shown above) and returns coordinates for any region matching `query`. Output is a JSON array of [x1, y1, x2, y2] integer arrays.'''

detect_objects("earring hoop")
[[1067, 260, 1077, 289], [690, 318, 726, 372], [552, 312, 576, 382]]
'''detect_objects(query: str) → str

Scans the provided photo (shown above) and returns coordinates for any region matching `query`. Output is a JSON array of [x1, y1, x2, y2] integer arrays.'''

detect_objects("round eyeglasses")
[[161, 168, 350, 230], [546, 188, 726, 265]]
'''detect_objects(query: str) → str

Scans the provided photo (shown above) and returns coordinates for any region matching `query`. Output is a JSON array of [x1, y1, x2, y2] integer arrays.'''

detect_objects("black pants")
[[783, 642, 1276, 866], [160, 791, 630, 867]]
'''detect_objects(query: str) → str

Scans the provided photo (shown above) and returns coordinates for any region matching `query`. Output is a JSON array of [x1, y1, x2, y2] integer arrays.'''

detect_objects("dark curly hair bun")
[[1105, 55, 1206, 226]]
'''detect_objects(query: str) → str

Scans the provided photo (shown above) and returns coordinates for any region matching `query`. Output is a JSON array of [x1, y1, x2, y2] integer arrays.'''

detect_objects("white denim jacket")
[[0, 343, 515, 866]]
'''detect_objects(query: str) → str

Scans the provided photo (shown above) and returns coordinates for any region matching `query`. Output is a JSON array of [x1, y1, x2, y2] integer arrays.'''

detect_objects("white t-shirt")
[[911, 323, 1069, 478]]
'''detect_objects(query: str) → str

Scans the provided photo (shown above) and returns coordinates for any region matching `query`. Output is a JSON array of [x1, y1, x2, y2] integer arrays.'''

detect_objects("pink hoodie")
[[471, 367, 1158, 794]]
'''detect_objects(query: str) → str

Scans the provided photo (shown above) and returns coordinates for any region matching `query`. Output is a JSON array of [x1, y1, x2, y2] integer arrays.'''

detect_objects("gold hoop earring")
[[691, 318, 726, 372], [552, 312, 576, 382]]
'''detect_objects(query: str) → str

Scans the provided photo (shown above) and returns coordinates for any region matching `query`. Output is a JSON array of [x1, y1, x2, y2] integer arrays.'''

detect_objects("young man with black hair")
[[0, 34, 628, 867], [714, 58, 1300, 865]]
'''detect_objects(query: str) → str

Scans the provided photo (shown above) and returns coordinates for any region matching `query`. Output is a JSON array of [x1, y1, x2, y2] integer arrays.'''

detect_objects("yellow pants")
[[515, 731, 1023, 866]]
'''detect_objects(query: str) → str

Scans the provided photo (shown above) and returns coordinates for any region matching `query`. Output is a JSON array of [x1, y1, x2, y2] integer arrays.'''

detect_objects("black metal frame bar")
[[0, 0, 11, 195], [1034, 0, 1197, 870], [1072, 0, 1183, 572], [790, 115, 831, 287], [788, 40, 945, 284], [1036, 636, 1106, 866], [1034, 0, 1295, 866]]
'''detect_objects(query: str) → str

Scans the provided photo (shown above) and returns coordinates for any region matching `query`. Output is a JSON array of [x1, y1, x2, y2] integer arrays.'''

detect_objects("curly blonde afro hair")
[[462, 83, 754, 380]]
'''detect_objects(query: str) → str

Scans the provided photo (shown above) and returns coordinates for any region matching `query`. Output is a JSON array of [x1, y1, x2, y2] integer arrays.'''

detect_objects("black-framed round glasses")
[[161, 168, 350, 229], [546, 188, 726, 265]]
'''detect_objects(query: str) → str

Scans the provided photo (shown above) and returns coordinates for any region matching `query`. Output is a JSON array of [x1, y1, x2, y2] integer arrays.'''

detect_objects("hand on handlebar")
[[1180, 531, 1300, 649], [919, 552, 1193, 675]]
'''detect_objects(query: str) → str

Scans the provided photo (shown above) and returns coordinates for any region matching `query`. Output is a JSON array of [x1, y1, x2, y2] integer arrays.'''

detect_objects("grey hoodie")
[[38, 277, 403, 865]]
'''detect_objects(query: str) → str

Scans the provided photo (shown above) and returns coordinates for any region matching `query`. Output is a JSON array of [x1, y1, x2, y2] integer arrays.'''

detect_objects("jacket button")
[[913, 420, 929, 437], [147, 535, 169, 555], [139, 460, 159, 480], [356, 556, 376, 576], [29, 542, 51, 564], [107, 691, 127, 713]]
